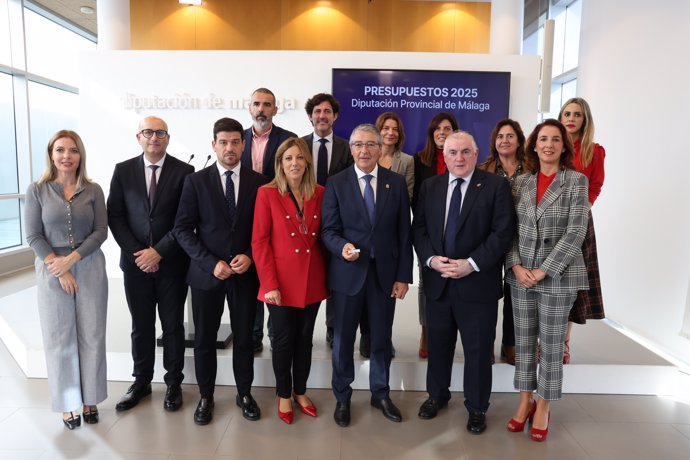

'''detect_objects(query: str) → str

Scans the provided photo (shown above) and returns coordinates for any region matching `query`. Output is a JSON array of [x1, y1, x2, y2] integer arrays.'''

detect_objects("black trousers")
[[191, 275, 257, 398], [123, 271, 187, 386], [426, 281, 498, 413], [332, 261, 395, 402], [501, 281, 516, 347], [325, 298, 370, 334], [268, 302, 321, 398]]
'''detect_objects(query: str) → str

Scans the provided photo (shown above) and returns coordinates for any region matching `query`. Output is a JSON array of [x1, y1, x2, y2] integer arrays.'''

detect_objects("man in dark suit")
[[242, 87, 297, 353], [108, 116, 194, 413], [412, 131, 515, 434], [173, 117, 268, 425], [300, 92, 357, 351], [321, 124, 413, 427]]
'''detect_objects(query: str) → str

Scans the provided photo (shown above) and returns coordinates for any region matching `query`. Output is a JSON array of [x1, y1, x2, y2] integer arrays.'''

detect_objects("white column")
[[489, 0, 523, 55], [97, 0, 131, 50]]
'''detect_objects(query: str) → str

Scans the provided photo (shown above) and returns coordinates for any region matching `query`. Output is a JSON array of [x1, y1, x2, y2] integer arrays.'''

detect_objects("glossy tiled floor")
[[2, 343, 690, 458], [2, 272, 690, 458]]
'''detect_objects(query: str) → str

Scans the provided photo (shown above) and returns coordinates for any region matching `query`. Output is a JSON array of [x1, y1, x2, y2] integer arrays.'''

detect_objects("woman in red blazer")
[[252, 137, 328, 424]]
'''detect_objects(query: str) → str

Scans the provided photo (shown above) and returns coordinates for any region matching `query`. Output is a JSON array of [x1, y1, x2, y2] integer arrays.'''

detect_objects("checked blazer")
[[505, 168, 589, 294]]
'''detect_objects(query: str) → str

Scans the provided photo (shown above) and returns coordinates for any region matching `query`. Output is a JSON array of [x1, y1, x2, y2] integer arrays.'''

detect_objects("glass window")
[[561, 79, 577, 103], [563, 0, 582, 71], [28, 81, 79, 181], [0, 0, 10, 66], [0, 72, 18, 194], [0, 198, 22, 250], [24, 8, 95, 86]]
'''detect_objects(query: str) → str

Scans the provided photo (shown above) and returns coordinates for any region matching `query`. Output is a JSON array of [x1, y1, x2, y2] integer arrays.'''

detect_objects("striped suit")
[[505, 168, 588, 400]]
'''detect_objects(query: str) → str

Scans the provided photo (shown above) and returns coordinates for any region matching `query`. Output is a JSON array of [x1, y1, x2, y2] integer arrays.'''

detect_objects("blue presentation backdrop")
[[332, 69, 511, 162]]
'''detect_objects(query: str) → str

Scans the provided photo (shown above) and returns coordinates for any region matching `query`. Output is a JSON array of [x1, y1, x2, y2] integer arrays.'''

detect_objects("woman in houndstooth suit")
[[504, 119, 589, 442]]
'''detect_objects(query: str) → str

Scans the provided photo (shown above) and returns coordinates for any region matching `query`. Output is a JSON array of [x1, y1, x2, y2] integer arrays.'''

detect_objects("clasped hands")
[[44, 254, 79, 295], [213, 254, 252, 280], [134, 247, 162, 273], [512, 265, 546, 289], [430, 256, 474, 279]]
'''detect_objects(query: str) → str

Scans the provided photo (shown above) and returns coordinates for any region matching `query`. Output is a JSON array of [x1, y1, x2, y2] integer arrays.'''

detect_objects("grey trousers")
[[36, 249, 108, 412], [511, 286, 576, 401]]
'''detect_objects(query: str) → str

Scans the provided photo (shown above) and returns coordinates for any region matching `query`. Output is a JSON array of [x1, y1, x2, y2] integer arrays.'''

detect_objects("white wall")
[[577, 0, 690, 366], [78, 50, 540, 277]]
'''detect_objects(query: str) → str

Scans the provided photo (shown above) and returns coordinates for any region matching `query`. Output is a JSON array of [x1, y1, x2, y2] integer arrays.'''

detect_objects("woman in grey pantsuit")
[[504, 119, 589, 442], [25, 130, 108, 430]]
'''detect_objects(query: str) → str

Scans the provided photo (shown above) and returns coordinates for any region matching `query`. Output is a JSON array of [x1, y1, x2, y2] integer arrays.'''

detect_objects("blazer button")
[[295, 249, 300, 253], [306, 249, 310, 253], [286, 215, 290, 219], [312, 232, 316, 236], [313, 214, 318, 219], [291, 232, 295, 237]]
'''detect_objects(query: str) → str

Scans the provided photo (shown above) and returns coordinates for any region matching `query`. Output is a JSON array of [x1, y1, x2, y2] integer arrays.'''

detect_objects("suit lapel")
[[430, 174, 449, 246], [373, 169, 391, 229], [523, 174, 538, 225], [456, 169, 483, 233], [134, 155, 153, 213], [209, 164, 233, 226], [536, 170, 564, 221]]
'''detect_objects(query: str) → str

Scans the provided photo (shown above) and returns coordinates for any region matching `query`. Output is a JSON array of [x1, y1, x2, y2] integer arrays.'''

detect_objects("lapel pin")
[[476, 183, 482, 187], [385, 183, 390, 189]]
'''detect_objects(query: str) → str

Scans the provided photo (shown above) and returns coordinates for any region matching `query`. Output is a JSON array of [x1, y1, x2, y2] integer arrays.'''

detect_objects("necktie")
[[317, 138, 328, 186], [363, 174, 376, 257], [148, 165, 159, 206], [443, 178, 464, 257], [225, 170, 236, 223]]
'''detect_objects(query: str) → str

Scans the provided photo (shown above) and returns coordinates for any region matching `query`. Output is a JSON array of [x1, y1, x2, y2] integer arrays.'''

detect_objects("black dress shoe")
[[236, 394, 261, 421], [164, 384, 183, 412], [115, 382, 152, 411], [326, 327, 334, 349], [62, 412, 81, 430], [333, 401, 351, 427], [418, 398, 447, 419], [83, 408, 99, 424], [371, 397, 402, 422], [194, 397, 214, 425], [467, 411, 487, 434], [359, 333, 371, 358]]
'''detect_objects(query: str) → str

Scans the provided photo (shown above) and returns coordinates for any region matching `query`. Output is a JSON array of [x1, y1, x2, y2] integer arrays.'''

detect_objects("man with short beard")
[[241, 88, 296, 353]]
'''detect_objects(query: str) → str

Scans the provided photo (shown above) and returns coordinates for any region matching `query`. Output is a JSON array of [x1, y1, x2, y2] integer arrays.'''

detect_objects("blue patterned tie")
[[443, 178, 464, 257], [225, 170, 236, 224], [364, 174, 375, 257], [317, 138, 328, 186]]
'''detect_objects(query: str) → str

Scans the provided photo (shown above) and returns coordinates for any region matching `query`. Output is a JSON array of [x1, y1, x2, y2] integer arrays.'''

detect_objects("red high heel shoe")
[[277, 398, 293, 424], [530, 411, 551, 441], [293, 393, 317, 417], [507, 400, 536, 432]]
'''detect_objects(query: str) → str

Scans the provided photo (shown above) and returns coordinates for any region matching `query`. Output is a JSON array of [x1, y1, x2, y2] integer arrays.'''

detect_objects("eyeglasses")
[[350, 141, 380, 150], [140, 129, 169, 139]]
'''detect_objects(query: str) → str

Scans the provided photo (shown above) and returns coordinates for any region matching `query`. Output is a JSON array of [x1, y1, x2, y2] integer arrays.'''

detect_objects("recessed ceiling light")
[[80, 6, 94, 15], [179, 0, 202, 5]]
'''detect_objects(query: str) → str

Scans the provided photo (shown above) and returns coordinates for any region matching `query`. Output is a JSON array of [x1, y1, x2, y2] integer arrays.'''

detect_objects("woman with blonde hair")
[[252, 137, 328, 424], [558, 97, 606, 363], [25, 130, 108, 429]]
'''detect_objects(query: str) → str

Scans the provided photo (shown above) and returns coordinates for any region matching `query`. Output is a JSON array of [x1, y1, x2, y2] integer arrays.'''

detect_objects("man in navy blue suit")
[[321, 124, 413, 427], [412, 131, 515, 434], [241, 87, 297, 353], [174, 118, 268, 425]]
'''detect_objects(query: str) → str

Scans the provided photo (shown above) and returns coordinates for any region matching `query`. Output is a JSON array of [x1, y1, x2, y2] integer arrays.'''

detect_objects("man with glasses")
[[411, 131, 514, 434], [173, 118, 268, 425], [241, 87, 296, 353], [108, 116, 194, 413], [300, 93, 354, 351], [321, 124, 412, 427]]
